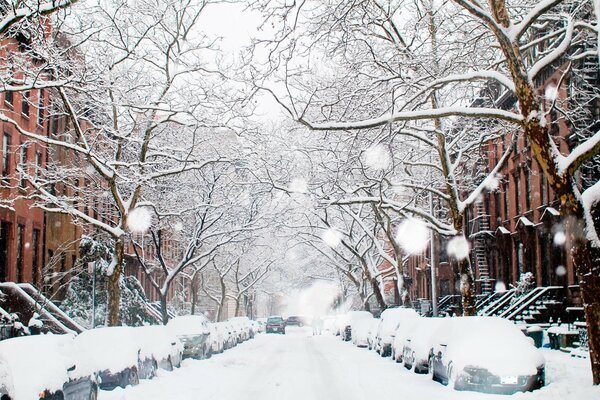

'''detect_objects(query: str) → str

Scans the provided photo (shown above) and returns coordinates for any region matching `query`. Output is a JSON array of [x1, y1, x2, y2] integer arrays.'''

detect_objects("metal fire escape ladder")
[[472, 201, 492, 294]]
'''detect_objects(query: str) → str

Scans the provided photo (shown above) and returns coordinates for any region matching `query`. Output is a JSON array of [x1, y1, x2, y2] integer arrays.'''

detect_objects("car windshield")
[[267, 317, 283, 323]]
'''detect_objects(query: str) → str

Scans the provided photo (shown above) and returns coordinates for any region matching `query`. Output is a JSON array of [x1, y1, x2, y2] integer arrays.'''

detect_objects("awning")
[[540, 206, 561, 222], [496, 226, 511, 235], [516, 216, 535, 229]]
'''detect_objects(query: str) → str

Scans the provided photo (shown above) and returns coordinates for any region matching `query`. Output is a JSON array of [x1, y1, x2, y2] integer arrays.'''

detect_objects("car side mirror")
[[67, 365, 76, 372]]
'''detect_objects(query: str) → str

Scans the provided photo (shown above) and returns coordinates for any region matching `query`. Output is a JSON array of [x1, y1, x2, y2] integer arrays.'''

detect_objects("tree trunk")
[[562, 193, 600, 384], [217, 277, 226, 321], [370, 277, 387, 310], [190, 273, 200, 315], [160, 294, 168, 325], [458, 257, 476, 316], [107, 238, 125, 326]]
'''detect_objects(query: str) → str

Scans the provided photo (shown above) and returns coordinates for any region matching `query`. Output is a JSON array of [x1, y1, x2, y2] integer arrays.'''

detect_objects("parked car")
[[136, 325, 183, 371], [285, 315, 305, 327], [207, 323, 226, 355], [220, 321, 238, 349], [73, 326, 155, 390], [167, 315, 211, 359], [0, 334, 98, 400], [341, 311, 373, 343], [265, 316, 286, 334], [402, 317, 445, 373], [366, 318, 380, 350], [375, 307, 419, 357], [229, 317, 253, 342], [391, 315, 421, 363], [429, 317, 545, 394]]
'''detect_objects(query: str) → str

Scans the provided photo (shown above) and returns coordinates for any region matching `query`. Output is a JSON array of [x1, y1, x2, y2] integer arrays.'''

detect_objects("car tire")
[[49, 391, 64, 400], [122, 367, 139, 388], [166, 356, 174, 371], [447, 364, 455, 388], [150, 359, 158, 378], [429, 357, 438, 382]]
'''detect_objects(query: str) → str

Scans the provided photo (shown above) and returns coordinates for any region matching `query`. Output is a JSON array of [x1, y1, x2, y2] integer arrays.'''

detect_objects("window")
[[0, 222, 10, 282], [37, 89, 44, 127], [21, 91, 29, 118], [16, 224, 24, 282], [18, 144, 27, 188], [541, 172, 548, 205], [32, 229, 40, 285], [4, 90, 13, 107], [503, 182, 509, 221], [514, 172, 521, 215], [525, 167, 531, 211], [2, 134, 10, 180], [35, 151, 42, 178]]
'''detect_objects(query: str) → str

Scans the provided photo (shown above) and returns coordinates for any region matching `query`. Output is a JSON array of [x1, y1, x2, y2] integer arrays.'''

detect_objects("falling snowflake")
[[396, 218, 429, 254], [322, 228, 342, 248], [556, 265, 567, 277], [447, 235, 471, 261], [545, 84, 558, 101], [495, 281, 507, 292], [24, 242, 31, 250], [554, 231, 566, 246], [173, 221, 183, 232], [127, 207, 152, 233], [363, 145, 391, 170], [483, 173, 502, 192], [289, 178, 308, 194]]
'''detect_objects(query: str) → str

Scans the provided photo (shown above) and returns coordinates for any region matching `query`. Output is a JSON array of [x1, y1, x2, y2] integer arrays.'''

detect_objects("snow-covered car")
[[220, 321, 238, 349], [207, 323, 226, 355], [0, 334, 98, 400], [402, 317, 445, 373], [343, 311, 374, 344], [135, 325, 183, 370], [228, 317, 252, 342], [375, 307, 419, 357], [73, 326, 156, 390], [167, 315, 211, 359], [265, 316, 285, 334], [367, 318, 380, 350], [429, 317, 545, 394], [391, 314, 421, 363]]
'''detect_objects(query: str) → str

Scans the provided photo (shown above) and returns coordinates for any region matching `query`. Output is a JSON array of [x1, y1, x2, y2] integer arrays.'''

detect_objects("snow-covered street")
[[99, 327, 598, 400]]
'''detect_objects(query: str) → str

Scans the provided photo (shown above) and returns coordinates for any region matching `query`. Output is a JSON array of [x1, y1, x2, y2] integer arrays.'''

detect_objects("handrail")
[[504, 286, 563, 320], [480, 289, 515, 316]]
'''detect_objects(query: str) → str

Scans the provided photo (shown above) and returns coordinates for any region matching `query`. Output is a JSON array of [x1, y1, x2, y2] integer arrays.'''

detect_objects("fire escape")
[[470, 200, 492, 295]]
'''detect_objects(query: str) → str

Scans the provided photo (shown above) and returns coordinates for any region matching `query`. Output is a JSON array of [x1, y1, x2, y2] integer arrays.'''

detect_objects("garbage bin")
[[548, 332, 560, 349], [526, 326, 543, 348]]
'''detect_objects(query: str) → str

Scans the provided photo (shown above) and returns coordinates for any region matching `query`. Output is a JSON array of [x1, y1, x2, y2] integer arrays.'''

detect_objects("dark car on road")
[[285, 316, 305, 327], [266, 316, 286, 334]]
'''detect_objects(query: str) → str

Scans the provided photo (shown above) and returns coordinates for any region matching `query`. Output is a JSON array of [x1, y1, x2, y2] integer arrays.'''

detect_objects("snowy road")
[[100, 327, 598, 400]]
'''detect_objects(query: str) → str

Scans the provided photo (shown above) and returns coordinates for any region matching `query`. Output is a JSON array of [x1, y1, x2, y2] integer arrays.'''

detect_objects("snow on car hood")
[[0, 335, 74, 400]]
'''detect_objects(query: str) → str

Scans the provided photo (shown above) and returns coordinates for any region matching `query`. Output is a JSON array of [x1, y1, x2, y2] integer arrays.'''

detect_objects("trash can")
[[526, 326, 543, 348], [548, 332, 560, 349]]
